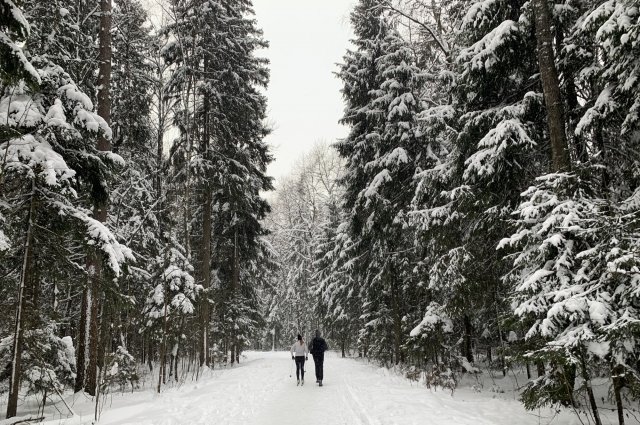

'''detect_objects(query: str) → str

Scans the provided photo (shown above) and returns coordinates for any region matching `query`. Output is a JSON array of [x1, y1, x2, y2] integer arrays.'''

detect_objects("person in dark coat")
[[309, 329, 328, 386]]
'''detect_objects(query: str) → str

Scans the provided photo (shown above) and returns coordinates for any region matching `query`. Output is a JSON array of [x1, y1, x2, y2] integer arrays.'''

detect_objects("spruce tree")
[[0, 45, 130, 420]]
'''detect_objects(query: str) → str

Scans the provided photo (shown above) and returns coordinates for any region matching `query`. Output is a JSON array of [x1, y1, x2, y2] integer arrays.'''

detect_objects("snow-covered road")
[[90, 351, 562, 425]]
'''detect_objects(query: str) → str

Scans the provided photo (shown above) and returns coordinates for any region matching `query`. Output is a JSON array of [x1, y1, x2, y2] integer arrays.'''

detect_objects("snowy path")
[[86, 351, 565, 425]]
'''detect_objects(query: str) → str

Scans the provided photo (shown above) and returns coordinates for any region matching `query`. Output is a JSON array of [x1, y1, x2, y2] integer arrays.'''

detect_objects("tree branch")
[[382, 1, 449, 58]]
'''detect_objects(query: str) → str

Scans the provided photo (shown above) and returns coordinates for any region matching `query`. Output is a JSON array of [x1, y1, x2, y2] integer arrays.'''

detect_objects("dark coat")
[[310, 336, 328, 356]]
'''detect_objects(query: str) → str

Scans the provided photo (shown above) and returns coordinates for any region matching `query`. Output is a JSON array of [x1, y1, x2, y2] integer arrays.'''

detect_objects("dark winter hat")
[[297, 334, 302, 340]]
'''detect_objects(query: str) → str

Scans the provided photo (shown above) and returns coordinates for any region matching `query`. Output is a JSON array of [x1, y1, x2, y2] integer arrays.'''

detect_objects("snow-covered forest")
[[1, 0, 640, 424]]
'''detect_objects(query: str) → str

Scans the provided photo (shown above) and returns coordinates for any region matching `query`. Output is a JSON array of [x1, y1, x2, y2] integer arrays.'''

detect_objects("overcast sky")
[[252, 0, 355, 181]]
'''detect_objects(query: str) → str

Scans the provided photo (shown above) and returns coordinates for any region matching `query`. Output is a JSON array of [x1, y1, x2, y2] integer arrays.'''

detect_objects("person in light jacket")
[[290, 334, 308, 385]]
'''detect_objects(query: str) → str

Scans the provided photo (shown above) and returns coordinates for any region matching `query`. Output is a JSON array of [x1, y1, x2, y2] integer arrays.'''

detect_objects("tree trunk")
[[613, 364, 625, 425], [389, 269, 402, 365], [41, 391, 47, 416], [157, 285, 168, 393], [463, 314, 474, 364], [85, 0, 112, 396], [97, 294, 110, 374], [85, 212, 104, 396], [200, 189, 212, 367], [230, 229, 240, 364], [561, 364, 577, 407], [169, 354, 174, 380], [174, 344, 179, 381], [62, 287, 73, 337], [6, 182, 37, 419], [147, 337, 153, 372], [595, 125, 610, 189], [199, 57, 212, 367], [96, 0, 112, 154], [533, 0, 570, 172], [75, 288, 88, 392], [155, 79, 165, 197], [580, 353, 602, 425]]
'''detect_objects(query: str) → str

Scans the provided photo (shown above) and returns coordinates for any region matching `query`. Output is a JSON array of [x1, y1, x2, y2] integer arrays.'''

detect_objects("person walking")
[[309, 329, 328, 386], [290, 334, 308, 386]]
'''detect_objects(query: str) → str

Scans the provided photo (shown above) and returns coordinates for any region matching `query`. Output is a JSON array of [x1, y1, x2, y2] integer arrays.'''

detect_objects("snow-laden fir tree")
[[409, 0, 550, 369], [107, 0, 161, 365], [0, 14, 131, 417], [163, 0, 272, 366], [336, 0, 429, 365], [143, 243, 199, 390], [0, 326, 76, 410], [23, 0, 99, 93], [206, 0, 272, 363], [500, 1, 640, 421]]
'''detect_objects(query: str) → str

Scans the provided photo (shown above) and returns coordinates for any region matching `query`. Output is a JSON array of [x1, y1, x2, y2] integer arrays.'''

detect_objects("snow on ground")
[[1, 351, 626, 425]]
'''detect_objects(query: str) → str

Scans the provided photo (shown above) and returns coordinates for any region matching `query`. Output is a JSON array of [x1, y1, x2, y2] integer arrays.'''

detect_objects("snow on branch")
[[0, 32, 40, 84], [1, 134, 76, 186], [51, 201, 134, 276]]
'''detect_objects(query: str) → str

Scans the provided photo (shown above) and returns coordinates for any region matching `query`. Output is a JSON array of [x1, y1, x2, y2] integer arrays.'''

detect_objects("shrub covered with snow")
[[102, 346, 139, 393], [0, 327, 76, 397]]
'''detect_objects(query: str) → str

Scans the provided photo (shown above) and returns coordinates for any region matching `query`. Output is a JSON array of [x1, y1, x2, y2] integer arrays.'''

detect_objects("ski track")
[[82, 352, 573, 425]]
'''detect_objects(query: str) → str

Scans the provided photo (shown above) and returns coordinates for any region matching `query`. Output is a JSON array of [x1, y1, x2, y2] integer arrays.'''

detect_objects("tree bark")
[[84, 0, 112, 396], [157, 282, 168, 393], [199, 193, 211, 369], [147, 337, 153, 372], [613, 364, 625, 425], [533, 0, 571, 172], [96, 0, 112, 153], [75, 288, 88, 392], [580, 353, 602, 425], [389, 267, 402, 365], [85, 249, 102, 396], [463, 314, 474, 364], [199, 53, 212, 367], [230, 229, 240, 365], [561, 364, 577, 407], [6, 182, 37, 419]]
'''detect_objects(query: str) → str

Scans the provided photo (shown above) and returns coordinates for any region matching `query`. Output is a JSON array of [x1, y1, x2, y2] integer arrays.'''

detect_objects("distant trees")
[[264, 143, 344, 349]]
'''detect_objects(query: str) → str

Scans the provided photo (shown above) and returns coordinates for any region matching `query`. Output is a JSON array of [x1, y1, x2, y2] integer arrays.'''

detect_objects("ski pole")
[[290, 356, 293, 378]]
